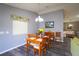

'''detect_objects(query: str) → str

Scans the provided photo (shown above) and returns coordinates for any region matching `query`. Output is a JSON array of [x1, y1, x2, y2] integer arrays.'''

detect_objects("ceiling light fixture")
[[68, 24, 73, 27], [35, 3, 44, 22], [68, 19, 73, 29]]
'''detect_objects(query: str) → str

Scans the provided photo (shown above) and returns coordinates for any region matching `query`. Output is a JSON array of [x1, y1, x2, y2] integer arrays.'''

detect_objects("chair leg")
[[34, 48, 36, 56], [25, 44, 29, 52], [48, 40, 52, 48], [39, 49, 41, 56], [44, 48, 46, 55], [50, 40, 53, 48], [24, 44, 30, 55]]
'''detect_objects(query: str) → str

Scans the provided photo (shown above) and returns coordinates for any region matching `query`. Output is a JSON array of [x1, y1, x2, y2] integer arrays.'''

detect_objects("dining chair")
[[33, 38, 47, 56], [25, 34, 37, 52], [49, 32, 54, 47], [44, 32, 53, 48], [54, 32, 61, 42], [27, 34, 36, 38], [54, 32, 62, 48], [25, 34, 47, 56]]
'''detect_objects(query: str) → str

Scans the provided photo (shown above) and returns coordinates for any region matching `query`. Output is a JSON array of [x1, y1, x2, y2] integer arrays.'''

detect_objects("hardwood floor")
[[0, 38, 72, 56]]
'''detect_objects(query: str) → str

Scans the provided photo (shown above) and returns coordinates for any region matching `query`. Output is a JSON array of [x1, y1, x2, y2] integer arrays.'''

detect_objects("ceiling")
[[5, 3, 79, 22]]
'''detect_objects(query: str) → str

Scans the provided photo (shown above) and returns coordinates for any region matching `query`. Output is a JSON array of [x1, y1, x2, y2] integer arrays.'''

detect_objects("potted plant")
[[38, 28, 44, 38]]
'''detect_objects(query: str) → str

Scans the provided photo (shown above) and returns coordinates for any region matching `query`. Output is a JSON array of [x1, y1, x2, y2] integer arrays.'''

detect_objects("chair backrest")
[[51, 32, 54, 37], [27, 34, 36, 38], [44, 32, 51, 37], [54, 32, 61, 42], [40, 38, 47, 48], [44, 32, 55, 38], [55, 32, 61, 37]]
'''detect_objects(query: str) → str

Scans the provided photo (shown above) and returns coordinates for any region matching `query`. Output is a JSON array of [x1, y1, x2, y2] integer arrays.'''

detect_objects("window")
[[13, 20, 28, 35], [11, 15, 28, 35]]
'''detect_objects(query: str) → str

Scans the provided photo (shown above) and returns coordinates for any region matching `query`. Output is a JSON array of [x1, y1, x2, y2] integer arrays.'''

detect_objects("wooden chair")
[[25, 34, 46, 56], [54, 32, 62, 48], [44, 32, 53, 48], [25, 34, 37, 52], [50, 32, 54, 47], [27, 34, 36, 38], [54, 32, 61, 42], [33, 38, 47, 56]]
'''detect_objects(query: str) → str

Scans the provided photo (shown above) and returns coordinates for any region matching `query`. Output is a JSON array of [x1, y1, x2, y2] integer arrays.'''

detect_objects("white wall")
[[0, 4, 37, 54], [39, 10, 64, 42]]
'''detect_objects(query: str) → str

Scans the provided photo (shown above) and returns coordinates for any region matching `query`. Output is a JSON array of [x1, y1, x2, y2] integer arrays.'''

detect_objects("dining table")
[[26, 35, 49, 49]]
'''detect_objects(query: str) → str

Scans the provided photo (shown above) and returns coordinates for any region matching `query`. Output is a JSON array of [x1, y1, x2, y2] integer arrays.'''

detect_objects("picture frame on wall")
[[45, 21, 54, 28]]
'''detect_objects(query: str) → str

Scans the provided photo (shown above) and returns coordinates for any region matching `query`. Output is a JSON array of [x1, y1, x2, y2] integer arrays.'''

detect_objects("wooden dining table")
[[26, 35, 49, 50]]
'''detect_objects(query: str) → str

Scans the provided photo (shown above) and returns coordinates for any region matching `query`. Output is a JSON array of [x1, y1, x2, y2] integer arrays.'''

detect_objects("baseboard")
[[0, 43, 26, 54]]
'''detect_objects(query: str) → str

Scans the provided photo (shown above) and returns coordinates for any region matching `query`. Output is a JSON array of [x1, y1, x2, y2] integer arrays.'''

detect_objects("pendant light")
[[68, 19, 73, 27], [35, 3, 44, 22], [69, 24, 73, 27], [67, 19, 73, 29]]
